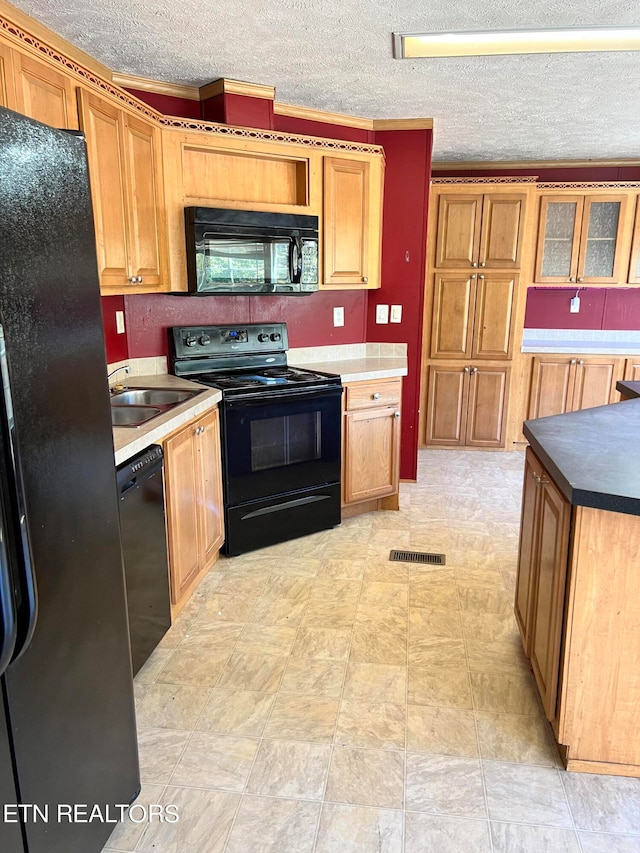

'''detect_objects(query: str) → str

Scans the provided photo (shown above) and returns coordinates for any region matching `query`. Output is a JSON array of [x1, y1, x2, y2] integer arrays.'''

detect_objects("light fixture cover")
[[392, 27, 640, 59]]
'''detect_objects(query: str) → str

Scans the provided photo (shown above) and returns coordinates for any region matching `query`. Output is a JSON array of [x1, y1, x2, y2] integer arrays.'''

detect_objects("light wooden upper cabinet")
[[12, 50, 78, 129], [628, 195, 640, 284], [78, 88, 166, 293], [0, 43, 16, 110], [434, 192, 526, 270], [430, 272, 517, 360], [534, 193, 630, 284], [323, 154, 383, 289]]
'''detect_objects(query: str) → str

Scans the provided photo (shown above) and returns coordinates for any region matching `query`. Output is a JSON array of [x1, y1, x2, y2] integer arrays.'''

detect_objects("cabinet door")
[[628, 196, 640, 284], [0, 44, 16, 110], [624, 357, 640, 381], [323, 157, 370, 286], [534, 196, 583, 283], [425, 366, 468, 446], [465, 366, 510, 447], [12, 51, 78, 129], [195, 408, 225, 567], [577, 195, 628, 284], [570, 357, 623, 411], [434, 194, 482, 268], [344, 406, 400, 503], [122, 112, 164, 285], [515, 449, 543, 653], [164, 423, 201, 605], [528, 358, 575, 420], [530, 475, 571, 722], [478, 194, 526, 268], [471, 273, 517, 360], [78, 89, 130, 289], [430, 274, 475, 359]]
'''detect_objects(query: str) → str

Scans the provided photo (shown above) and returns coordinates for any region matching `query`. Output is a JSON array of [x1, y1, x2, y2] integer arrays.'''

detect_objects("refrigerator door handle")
[[0, 324, 38, 661], [0, 514, 17, 675]]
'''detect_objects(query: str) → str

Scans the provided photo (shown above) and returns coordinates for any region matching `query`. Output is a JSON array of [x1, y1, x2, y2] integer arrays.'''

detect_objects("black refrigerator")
[[0, 108, 139, 851]]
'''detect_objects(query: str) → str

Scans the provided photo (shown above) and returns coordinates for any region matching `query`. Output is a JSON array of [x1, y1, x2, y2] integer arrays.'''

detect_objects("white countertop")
[[112, 375, 221, 466], [301, 357, 408, 383]]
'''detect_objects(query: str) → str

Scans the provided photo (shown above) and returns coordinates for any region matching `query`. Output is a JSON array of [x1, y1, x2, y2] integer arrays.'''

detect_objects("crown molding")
[[274, 101, 374, 129], [0, 0, 112, 79], [432, 158, 640, 171], [111, 72, 200, 100], [199, 78, 276, 101], [372, 118, 433, 131]]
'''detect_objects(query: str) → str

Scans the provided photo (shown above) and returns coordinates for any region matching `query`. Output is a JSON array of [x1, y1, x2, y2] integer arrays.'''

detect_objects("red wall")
[[101, 295, 128, 363], [525, 287, 640, 330], [367, 129, 433, 480], [125, 291, 367, 358], [124, 88, 202, 119]]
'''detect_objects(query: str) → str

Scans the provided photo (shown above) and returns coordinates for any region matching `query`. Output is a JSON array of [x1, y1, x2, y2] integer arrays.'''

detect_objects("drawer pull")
[[373, 392, 381, 400], [394, 411, 400, 418]]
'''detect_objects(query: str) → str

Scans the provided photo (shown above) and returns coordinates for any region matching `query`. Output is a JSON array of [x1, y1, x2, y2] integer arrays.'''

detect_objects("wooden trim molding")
[[373, 118, 433, 131], [111, 72, 200, 100], [200, 78, 275, 101], [535, 181, 640, 189], [431, 176, 539, 184], [274, 101, 374, 129], [433, 158, 640, 171], [161, 115, 385, 154]]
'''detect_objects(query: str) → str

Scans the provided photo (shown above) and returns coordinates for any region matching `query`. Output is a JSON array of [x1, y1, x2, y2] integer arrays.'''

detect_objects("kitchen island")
[[516, 398, 640, 777]]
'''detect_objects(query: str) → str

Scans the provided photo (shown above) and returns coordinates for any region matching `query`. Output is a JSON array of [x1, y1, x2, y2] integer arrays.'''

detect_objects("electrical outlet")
[[333, 306, 344, 327], [115, 310, 126, 334], [376, 304, 389, 324], [390, 305, 402, 323], [570, 296, 581, 314]]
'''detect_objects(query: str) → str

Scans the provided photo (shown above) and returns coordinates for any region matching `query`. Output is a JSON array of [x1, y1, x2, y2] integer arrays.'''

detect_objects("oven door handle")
[[225, 385, 343, 406]]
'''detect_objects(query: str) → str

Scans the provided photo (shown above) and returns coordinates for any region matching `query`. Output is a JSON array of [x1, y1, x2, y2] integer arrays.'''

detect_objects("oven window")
[[250, 412, 321, 471]]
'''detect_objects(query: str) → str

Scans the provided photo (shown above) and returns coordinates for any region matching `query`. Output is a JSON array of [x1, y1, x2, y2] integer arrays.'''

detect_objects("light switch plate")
[[390, 304, 402, 323], [376, 304, 389, 324], [570, 296, 581, 314], [115, 310, 126, 334], [333, 306, 345, 327]]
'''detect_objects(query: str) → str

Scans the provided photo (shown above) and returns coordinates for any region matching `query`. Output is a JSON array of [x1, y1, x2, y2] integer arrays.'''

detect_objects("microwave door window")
[[197, 234, 293, 290]]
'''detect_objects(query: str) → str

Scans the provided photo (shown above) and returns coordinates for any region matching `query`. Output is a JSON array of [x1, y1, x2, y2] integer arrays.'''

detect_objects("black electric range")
[[170, 323, 343, 555]]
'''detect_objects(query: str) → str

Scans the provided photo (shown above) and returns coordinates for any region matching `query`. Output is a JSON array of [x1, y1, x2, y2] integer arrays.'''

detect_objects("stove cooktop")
[[192, 365, 341, 394]]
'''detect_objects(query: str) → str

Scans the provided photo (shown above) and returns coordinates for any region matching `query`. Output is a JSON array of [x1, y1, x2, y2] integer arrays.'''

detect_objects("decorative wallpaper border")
[[535, 181, 640, 190], [431, 176, 538, 184]]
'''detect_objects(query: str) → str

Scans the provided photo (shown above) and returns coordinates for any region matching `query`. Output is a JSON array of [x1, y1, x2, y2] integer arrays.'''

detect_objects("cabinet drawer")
[[346, 379, 402, 410]]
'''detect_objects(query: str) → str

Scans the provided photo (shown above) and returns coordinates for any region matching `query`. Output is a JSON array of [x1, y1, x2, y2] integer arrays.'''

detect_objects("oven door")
[[221, 385, 342, 506]]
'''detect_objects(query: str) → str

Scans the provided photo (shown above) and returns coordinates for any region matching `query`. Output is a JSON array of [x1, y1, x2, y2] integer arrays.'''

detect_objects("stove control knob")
[[199, 334, 211, 346], [258, 333, 270, 342], [270, 332, 281, 342], [185, 335, 197, 347]]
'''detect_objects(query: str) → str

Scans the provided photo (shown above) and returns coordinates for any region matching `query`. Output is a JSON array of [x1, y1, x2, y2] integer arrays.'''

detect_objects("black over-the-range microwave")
[[184, 207, 319, 295]]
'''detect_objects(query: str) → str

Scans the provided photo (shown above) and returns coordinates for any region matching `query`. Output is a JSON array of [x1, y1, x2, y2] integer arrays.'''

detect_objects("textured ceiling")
[[11, 0, 640, 162]]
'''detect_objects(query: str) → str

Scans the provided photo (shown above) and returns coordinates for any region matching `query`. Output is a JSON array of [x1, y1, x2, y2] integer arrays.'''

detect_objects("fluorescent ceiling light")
[[392, 27, 640, 59]]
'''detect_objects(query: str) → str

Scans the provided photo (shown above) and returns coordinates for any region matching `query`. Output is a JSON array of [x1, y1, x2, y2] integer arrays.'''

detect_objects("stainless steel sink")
[[110, 386, 205, 427], [111, 406, 163, 427], [110, 388, 201, 406]]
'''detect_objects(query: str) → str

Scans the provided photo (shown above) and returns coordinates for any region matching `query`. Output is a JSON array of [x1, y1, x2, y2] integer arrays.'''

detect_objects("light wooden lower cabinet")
[[425, 364, 510, 448], [163, 408, 224, 615], [528, 355, 624, 419], [515, 447, 640, 775], [342, 378, 401, 513]]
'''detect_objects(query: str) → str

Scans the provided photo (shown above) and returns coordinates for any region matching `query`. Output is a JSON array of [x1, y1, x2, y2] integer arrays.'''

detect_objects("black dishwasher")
[[117, 445, 171, 676]]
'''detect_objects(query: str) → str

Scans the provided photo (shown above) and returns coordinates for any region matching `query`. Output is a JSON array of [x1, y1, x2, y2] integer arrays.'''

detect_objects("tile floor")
[[103, 449, 640, 853]]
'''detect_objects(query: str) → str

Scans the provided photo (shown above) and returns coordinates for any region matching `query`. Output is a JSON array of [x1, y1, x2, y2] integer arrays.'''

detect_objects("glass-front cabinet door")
[[535, 193, 629, 285]]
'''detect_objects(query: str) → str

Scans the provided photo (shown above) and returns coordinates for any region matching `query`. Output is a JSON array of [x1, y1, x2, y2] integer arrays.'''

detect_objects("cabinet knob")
[[570, 359, 577, 364], [470, 366, 478, 374], [569, 277, 576, 282], [136, 275, 143, 283], [464, 366, 470, 373], [578, 359, 584, 365], [577, 277, 584, 282], [372, 392, 381, 400], [394, 411, 400, 418], [480, 262, 486, 267], [471, 274, 477, 279], [128, 276, 137, 283], [471, 262, 478, 268], [478, 275, 485, 279], [362, 277, 368, 283]]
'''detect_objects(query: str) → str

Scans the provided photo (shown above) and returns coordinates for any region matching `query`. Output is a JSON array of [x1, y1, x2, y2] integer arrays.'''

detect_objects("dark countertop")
[[616, 380, 640, 399], [523, 398, 640, 516]]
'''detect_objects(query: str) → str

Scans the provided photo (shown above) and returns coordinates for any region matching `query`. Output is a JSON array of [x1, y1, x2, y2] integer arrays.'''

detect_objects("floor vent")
[[389, 549, 446, 566]]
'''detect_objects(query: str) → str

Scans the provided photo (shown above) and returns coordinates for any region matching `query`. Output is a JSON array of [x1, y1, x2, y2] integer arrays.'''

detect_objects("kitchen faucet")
[[108, 365, 130, 392]]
